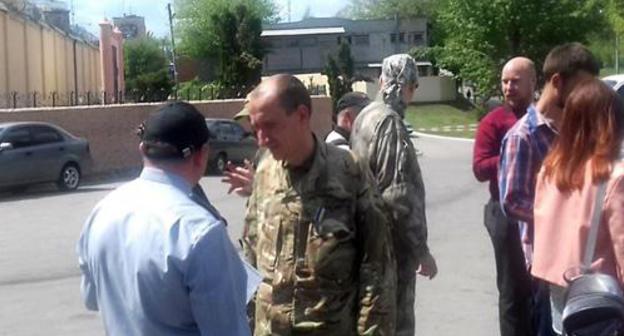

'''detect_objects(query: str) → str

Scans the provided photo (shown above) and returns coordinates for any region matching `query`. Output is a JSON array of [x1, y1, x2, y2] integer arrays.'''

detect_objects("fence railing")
[[0, 85, 329, 109]]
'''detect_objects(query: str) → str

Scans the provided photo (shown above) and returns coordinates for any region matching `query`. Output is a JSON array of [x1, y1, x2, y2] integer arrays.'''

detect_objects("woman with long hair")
[[532, 78, 624, 334]]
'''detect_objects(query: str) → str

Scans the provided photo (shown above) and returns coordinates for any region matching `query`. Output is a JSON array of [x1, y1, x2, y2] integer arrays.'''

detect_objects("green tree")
[[323, 42, 355, 112], [177, 0, 275, 98], [124, 36, 173, 102], [592, 0, 624, 73], [435, 0, 607, 102], [338, 0, 434, 19]]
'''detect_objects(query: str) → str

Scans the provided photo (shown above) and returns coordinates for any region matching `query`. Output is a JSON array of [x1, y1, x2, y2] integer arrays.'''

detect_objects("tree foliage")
[[211, 4, 265, 98], [338, 0, 434, 19], [124, 36, 173, 102], [434, 0, 607, 101], [176, 0, 276, 98], [323, 42, 355, 112], [611, 0, 624, 35], [177, 0, 277, 60]]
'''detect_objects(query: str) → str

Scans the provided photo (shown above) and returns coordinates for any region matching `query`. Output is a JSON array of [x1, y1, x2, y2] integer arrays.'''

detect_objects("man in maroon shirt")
[[473, 57, 536, 336]]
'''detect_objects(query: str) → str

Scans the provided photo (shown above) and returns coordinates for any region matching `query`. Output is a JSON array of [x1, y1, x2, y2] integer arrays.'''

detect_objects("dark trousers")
[[485, 199, 535, 336], [395, 259, 416, 336]]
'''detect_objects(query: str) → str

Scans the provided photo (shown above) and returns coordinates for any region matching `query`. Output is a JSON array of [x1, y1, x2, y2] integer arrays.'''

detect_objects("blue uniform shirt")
[[77, 167, 250, 336]]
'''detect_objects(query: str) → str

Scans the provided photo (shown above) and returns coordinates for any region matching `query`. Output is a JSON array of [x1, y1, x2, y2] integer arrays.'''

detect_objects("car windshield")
[[604, 79, 617, 88]]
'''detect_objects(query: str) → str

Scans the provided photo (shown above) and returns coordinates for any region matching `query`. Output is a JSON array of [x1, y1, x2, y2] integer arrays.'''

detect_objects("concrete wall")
[[353, 76, 457, 103], [0, 97, 333, 175], [0, 8, 101, 108]]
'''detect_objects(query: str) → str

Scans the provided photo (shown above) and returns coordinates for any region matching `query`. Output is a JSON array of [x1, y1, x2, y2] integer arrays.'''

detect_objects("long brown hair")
[[543, 78, 624, 191]]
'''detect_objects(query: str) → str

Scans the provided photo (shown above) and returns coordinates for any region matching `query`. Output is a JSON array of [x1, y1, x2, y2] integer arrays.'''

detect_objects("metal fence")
[[0, 85, 329, 109]]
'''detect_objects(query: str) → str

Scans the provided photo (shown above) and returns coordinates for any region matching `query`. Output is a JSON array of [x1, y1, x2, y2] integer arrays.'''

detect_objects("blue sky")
[[73, 0, 350, 37]]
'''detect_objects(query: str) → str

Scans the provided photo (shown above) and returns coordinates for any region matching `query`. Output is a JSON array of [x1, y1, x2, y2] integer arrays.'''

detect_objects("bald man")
[[472, 57, 536, 336], [242, 74, 396, 335]]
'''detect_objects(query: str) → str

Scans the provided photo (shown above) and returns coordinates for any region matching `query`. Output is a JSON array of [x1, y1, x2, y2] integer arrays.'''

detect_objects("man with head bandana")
[[350, 54, 438, 336]]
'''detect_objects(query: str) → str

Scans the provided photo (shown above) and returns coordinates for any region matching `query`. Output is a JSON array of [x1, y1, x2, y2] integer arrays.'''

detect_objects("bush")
[[175, 79, 229, 101]]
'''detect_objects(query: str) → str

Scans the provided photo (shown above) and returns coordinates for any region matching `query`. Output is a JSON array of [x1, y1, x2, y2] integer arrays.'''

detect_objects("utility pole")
[[167, 3, 179, 89], [616, 32, 620, 74]]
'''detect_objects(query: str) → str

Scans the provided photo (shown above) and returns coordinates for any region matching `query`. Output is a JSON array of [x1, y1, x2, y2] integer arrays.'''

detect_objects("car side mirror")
[[0, 142, 13, 152]]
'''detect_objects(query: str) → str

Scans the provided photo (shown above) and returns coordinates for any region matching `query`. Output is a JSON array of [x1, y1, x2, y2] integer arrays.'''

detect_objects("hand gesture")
[[417, 252, 438, 280], [221, 159, 255, 197]]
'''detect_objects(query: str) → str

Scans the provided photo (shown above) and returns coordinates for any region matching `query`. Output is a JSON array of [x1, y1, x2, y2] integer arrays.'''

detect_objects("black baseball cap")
[[139, 102, 210, 159], [335, 92, 370, 116]]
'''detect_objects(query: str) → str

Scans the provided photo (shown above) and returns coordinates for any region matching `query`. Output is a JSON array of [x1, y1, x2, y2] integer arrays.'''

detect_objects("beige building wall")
[[0, 9, 101, 108], [42, 28, 56, 97], [25, 23, 43, 96], [353, 76, 457, 103], [0, 12, 8, 97], [6, 14, 27, 94]]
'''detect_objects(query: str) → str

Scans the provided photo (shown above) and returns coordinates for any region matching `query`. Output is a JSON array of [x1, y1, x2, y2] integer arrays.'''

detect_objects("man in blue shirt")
[[77, 102, 251, 336]]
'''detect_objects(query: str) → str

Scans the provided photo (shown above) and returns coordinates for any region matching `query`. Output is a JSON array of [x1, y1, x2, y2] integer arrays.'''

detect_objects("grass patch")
[[404, 101, 479, 139]]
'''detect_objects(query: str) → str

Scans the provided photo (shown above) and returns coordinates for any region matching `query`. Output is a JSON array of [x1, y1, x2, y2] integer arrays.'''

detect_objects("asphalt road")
[[0, 134, 497, 336]]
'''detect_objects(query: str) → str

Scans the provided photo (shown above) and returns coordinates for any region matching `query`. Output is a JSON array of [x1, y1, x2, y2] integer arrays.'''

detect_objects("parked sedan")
[[603, 74, 624, 98], [205, 118, 258, 173], [0, 122, 92, 191]]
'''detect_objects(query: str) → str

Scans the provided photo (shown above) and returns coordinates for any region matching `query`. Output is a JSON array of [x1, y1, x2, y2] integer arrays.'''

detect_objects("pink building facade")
[[99, 20, 125, 103]]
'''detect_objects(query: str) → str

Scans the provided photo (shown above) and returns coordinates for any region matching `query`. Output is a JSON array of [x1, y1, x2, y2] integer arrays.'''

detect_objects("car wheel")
[[216, 153, 228, 174], [57, 163, 81, 191]]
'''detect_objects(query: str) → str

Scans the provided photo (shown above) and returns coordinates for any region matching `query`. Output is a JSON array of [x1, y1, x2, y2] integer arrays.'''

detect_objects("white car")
[[602, 74, 624, 97]]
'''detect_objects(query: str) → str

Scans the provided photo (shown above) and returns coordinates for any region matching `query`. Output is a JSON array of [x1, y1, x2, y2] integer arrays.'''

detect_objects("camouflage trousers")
[[396, 260, 417, 336]]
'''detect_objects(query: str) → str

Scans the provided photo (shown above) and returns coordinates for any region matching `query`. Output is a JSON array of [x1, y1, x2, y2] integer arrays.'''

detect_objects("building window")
[[287, 38, 299, 47], [299, 37, 317, 47], [337, 36, 352, 45], [390, 33, 397, 43], [412, 32, 424, 46], [399, 32, 405, 43], [353, 34, 369, 46]]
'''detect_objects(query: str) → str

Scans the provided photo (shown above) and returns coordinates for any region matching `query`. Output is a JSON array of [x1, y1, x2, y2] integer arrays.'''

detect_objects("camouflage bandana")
[[380, 54, 419, 117]]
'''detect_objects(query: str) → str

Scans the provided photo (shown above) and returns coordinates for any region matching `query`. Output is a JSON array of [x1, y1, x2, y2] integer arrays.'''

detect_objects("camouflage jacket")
[[350, 101, 429, 264], [242, 137, 396, 336]]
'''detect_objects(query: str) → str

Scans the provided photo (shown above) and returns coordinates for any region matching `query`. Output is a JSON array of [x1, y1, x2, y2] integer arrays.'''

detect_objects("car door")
[[229, 122, 256, 162], [221, 122, 241, 162], [29, 125, 66, 181], [207, 122, 226, 157], [0, 126, 36, 186]]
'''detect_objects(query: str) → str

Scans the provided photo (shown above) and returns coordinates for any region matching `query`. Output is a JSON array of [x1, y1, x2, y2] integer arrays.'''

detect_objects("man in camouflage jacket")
[[242, 74, 396, 336], [350, 54, 438, 336]]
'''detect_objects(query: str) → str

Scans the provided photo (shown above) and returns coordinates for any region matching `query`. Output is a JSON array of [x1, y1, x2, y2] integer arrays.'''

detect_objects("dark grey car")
[[0, 122, 92, 191], [205, 118, 257, 173]]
